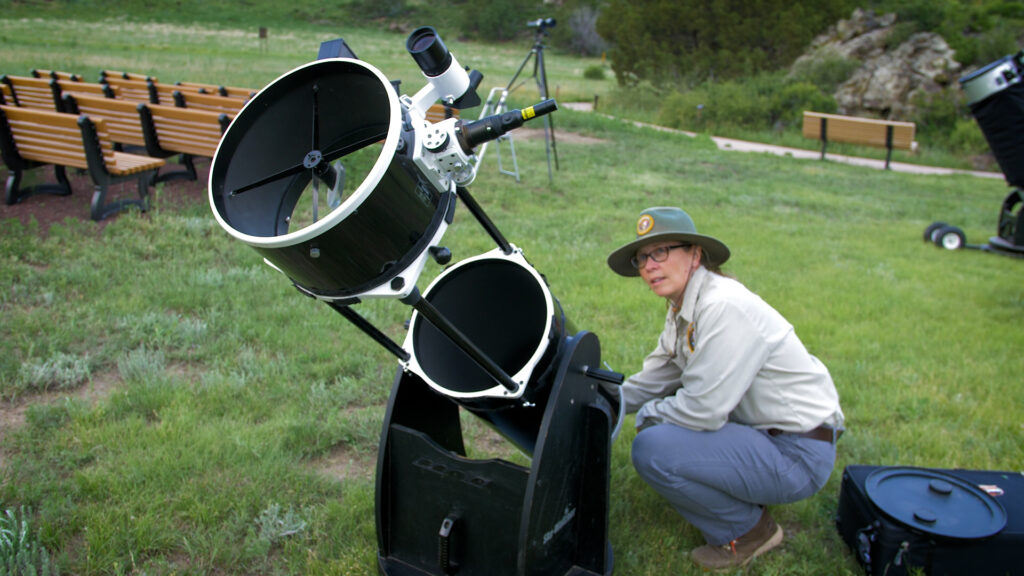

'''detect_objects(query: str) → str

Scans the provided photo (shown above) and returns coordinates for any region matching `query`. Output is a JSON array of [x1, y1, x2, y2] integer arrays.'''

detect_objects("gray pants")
[[631, 422, 836, 545]]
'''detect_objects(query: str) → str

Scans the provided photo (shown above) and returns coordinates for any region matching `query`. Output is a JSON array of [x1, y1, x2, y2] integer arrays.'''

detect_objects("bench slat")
[[173, 90, 248, 117], [174, 81, 256, 100], [143, 102, 227, 157], [1, 75, 60, 111], [802, 111, 915, 150], [103, 77, 154, 102], [425, 103, 459, 124], [64, 93, 147, 147]]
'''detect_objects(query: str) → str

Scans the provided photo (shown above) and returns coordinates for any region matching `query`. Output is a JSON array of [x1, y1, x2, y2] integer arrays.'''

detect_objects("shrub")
[[0, 507, 59, 576], [772, 82, 837, 127], [455, 0, 539, 42], [351, 0, 406, 20], [13, 353, 91, 397], [788, 48, 861, 93], [583, 65, 606, 80], [948, 118, 990, 156], [658, 74, 795, 132]]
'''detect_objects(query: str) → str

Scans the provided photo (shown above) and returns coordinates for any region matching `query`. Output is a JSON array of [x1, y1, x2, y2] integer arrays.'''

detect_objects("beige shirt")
[[623, 266, 844, 432]]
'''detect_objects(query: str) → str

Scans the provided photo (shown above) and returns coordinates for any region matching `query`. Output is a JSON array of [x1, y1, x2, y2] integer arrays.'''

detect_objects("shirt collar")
[[674, 265, 708, 323]]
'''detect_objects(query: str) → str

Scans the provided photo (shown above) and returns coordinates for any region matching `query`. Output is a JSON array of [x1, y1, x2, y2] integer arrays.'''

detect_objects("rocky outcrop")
[[794, 8, 961, 120]]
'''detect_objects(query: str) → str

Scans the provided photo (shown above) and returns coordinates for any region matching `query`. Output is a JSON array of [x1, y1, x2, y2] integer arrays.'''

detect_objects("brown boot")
[[691, 509, 784, 571]]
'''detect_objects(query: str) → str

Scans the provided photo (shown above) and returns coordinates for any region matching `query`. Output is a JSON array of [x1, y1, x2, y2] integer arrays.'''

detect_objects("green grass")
[[2, 11, 1024, 576]]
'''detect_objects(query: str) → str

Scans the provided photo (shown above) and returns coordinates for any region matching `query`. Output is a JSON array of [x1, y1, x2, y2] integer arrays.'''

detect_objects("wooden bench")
[[63, 92, 219, 181], [100, 70, 156, 83], [62, 92, 149, 148], [802, 111, 915, 169], [0, 105, 165, 220], [150, 81, 205, 105], [1, 75, 61, 110], [0, 83, 11, 105], [170, 90, 248, 117], [101, 76, 156, 103], [136, 102, 231, 180], [174, 81, 256, 100], [53, 79, 117, 102], [425, 103, 459, 124], [32, 69, 82, 82], [1, 75, 116, 112]]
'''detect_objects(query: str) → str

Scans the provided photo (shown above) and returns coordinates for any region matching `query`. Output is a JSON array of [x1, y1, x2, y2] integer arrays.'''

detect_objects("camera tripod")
[[505, 21, 559, 183]]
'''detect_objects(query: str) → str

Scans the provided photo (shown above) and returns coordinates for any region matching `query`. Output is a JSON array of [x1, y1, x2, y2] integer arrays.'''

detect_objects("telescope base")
[[375, 332, 614, 576]]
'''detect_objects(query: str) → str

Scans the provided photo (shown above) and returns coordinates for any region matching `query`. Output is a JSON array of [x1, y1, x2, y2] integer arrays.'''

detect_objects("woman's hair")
[[695, 246, 730, 277]]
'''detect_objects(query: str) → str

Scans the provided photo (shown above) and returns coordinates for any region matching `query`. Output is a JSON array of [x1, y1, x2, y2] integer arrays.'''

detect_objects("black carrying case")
[[836, 465, 1023, 576]]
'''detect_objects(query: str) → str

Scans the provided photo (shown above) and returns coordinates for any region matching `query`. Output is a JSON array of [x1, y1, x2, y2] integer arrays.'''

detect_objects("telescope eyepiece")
[[407, 26, 453, 77]]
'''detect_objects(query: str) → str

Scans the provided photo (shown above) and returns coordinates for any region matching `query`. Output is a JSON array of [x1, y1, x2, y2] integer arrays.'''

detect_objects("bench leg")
[[53, 166, 73, 196], [884, 125, 894, 170], [89, 174, 151, 221], [5, 166, 73, 205], [819, 117, 828, 161], [5, 170, 22, 205], [152, 154, 198, 183]]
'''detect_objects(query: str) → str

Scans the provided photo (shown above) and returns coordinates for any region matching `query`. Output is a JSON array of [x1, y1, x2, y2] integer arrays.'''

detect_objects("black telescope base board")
[[375, 332, 614, 576], [836, 465, 1024, 576]]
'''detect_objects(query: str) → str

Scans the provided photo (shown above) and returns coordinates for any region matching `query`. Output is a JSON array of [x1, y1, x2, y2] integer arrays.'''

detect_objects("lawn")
[[1, 11, 1022, 576]]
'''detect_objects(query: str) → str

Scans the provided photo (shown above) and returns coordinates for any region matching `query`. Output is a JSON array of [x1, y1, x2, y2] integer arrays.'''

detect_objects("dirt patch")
[[311, 444, 377, 482], [0, 369, 121, 469], [512, 127, 609, 146], [0, 160, 211, 234]]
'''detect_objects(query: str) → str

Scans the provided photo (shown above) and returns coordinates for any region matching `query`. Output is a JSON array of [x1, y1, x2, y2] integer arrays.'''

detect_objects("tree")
[[596, 0, 857, 86]]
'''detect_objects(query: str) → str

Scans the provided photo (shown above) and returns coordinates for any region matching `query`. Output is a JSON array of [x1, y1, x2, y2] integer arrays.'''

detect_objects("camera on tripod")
[[526, 17, 556, 30]]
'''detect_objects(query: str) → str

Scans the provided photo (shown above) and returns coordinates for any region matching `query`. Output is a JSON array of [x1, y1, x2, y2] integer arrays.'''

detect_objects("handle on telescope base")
[[584, 366, 624, 385]]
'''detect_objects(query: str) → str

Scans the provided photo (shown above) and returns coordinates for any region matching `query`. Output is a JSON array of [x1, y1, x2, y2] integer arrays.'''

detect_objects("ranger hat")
[[607, 207, 730, 277]]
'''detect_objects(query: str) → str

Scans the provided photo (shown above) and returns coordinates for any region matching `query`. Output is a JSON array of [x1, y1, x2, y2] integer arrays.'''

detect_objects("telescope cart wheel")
[[934, 225, 966, 250], [923, 221, 948, 242]]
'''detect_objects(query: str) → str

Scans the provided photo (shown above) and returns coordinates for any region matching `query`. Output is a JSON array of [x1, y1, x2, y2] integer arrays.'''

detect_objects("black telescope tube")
[[456, 99, 558, 152]]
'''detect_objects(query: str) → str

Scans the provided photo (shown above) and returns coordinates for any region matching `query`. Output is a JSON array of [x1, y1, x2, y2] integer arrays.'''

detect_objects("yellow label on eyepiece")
[[522, 107, 536, 120]]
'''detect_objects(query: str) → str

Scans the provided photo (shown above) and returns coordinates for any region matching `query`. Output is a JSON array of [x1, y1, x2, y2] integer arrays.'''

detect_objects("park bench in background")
[[0, 83, 11, 105], [52, 79, 117, 102], [137, 102, 231, 181], [1, 75, 62, 110], [32, 69, 82, 82], [171, 90, 248, 117], [174, 81, 257, 100], [62, 92, 149, 149], [802, 111, 916, 169], [64, 93, 223, 182], [425, 103, 459, 124], [101, 76, 155, 103], [150, 81, 205, 105], [0, 105, 165, 220], [2, 75, 117, 112], [100, 70, 156, 83]]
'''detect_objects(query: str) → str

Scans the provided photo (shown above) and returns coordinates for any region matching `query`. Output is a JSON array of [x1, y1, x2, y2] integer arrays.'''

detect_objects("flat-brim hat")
[[607, 206, 730, 277]]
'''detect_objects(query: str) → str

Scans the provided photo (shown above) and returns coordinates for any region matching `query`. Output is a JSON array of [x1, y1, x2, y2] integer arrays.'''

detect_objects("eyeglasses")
[[631, 244, 690, 269]]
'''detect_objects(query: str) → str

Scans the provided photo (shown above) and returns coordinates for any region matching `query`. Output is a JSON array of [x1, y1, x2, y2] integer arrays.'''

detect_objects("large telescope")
[[958, 51, 1024, 255], [209, 27, 621, 576]]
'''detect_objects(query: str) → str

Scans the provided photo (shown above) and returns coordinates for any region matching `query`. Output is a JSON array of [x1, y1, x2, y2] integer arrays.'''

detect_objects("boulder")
[[794, 9, 962, 120]]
